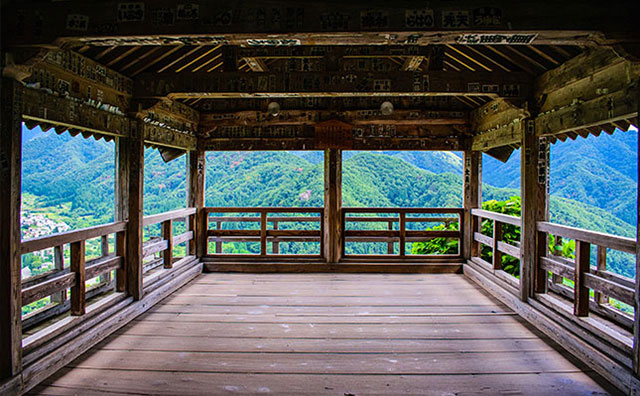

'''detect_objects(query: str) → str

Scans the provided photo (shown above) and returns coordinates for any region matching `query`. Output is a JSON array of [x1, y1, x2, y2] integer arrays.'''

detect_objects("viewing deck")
[[29, 273, 615, 396]]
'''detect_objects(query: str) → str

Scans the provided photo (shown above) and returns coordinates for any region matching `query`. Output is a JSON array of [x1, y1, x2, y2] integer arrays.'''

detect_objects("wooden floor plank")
[[36, 369, 615, 396], [29, 272, 616, 396], [97, 334, 555, 353]]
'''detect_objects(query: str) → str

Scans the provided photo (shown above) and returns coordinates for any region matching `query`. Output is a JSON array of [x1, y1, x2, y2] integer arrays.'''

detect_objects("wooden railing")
[[142, 208, 196, 273], [20, 222, 126, 329], [204, 207, 324, 257], [342, 207, 463, 259], [469, 209, 522, 289], [537, 221, 636, 330]]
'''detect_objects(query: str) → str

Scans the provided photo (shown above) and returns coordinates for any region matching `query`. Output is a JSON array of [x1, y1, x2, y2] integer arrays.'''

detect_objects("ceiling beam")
[[3, 1, 638, 48], [199, 109, 467, 134], [134, 70, 531, 99], [471, 98, 529, 150]]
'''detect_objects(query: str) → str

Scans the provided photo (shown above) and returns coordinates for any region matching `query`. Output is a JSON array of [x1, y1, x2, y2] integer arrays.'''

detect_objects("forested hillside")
[[21, 126, 637, 277]]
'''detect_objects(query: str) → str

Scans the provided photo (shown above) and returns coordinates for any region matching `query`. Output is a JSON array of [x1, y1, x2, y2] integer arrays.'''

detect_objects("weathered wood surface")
[[0, 78, 23, 378], [4, 0, 638, 48], [134, 70, 531, 99], [30, 273, 612, 396]]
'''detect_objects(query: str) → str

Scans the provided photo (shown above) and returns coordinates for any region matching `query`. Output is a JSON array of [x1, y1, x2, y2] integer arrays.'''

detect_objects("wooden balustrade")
[[204, 207, 324, 258], [342, 207, 463, 259], [20, 222, 126, 329], [537, 221, 637, 330], [467, 209, 523, 291], [142, 208, 197, 272]]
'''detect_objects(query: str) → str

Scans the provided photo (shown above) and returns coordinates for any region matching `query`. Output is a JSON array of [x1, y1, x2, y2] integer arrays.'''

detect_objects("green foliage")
[[411, 222, 459, 255]]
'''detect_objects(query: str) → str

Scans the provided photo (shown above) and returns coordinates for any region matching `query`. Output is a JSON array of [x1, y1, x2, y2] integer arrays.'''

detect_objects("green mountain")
[[20, 126, 637, 277]]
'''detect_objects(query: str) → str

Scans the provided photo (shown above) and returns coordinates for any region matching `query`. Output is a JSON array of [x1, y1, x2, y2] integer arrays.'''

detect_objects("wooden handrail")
[[142, 207, 196, 226], [471, 209, 522, 226], [21, 222, 126, 254], [343, 207, 463, 214], [205, 207, 323, 213], [537, 221, 636, 254]]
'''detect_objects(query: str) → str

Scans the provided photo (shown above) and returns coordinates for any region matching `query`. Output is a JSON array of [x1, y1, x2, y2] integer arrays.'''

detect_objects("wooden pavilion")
[[1, 1, 640, 394]]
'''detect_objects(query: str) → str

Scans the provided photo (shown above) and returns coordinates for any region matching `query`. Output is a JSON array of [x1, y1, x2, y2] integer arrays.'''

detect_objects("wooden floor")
[[30, 273, 617, 395]]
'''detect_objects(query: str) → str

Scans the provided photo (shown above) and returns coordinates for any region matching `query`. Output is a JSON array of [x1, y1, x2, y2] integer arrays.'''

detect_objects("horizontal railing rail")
[[342, 207, 464, 258], [204, 207, 324, 257]]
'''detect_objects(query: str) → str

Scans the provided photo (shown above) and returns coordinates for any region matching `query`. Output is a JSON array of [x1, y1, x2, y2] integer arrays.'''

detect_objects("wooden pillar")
[[520, 119, 549, 301], [0, 78, 23, 378], [125, 121, 144, 300], [462, 151, 481, 260], [115, 136, 129, 293], [323, 149, 342, 263], [188, 149, 206, 258]]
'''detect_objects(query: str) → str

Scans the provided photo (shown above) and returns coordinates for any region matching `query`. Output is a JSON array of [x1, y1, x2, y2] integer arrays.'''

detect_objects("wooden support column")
[[463, 151, 481, 260], [115, 136, 129, 293], [126, 121, 144, 300], [0, 77, 23, 378], [188, 149, 206, 257], [520, 118, 549, 301], [323, 149, 342, 263]]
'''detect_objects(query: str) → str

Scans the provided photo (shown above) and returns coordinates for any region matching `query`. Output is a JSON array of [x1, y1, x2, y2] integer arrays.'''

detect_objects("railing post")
[[188, 149, 206, 258], [463, 151, 481, 261], [51, 245, 67, 304], [115, 231, 126, 292], [399, 212, 406, 256], [551, 235, 563, 285], [273, 221, 280, 254], [520, 119, 549, 300], [0, 77, 23, 378], [492, 221, 502, 270], [100, 235, 112, 285], [323, 149, 342, 263], [70, 240, 86, 316], [162, 220, 173, 268], [574, 240, 590, 317], [594, 246, 608, 305], [387, 220, 394, 254], [215, 221, 222, 254], [188, 213, 196, 256], [260, 211, 267, 255]]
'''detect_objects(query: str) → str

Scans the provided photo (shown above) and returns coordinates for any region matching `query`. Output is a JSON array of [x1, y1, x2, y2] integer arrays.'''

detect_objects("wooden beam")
[[471, 98, 529, 150], [324, 149, 342, 263], [134, 70, 531, 99], [188, 150, 206, 258], [5, 1, 640, 48], [242, 57, 269, 72], [126, 121, 144, 300], [135, 98, 199, 133], [462, 151, 481, 260], [535, 85, 639, 138], [200, 109, 467, 132], [0, 78, 23, 378], [22, 87, 130, 139], [535, 48, 625, 101]]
